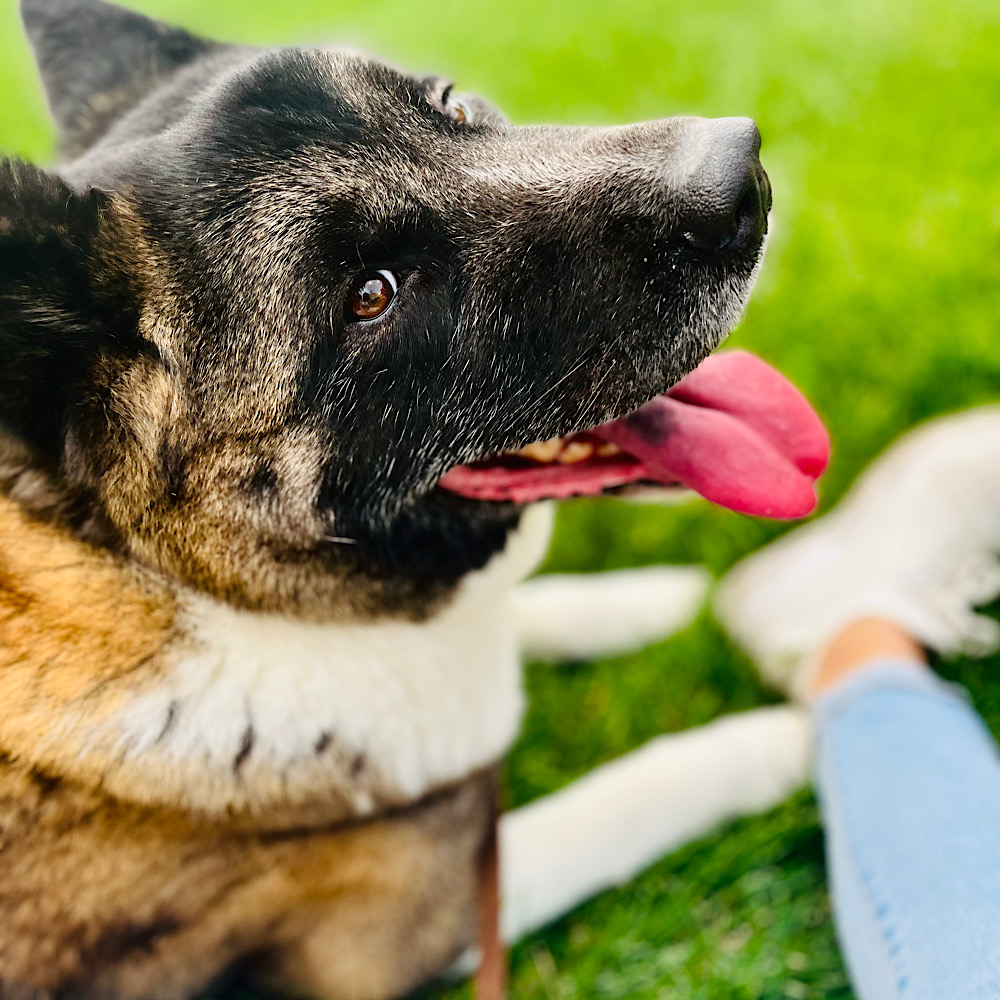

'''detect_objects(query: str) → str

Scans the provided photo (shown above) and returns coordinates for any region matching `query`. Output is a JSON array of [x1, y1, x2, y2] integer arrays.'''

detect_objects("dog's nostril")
[[679, 117, 769, 253], [683, 169, 767, 252], [733, 178, 762, 234]]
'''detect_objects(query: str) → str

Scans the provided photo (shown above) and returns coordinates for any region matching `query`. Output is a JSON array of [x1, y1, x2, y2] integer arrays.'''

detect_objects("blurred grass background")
[[3, 0, 1000, 996]]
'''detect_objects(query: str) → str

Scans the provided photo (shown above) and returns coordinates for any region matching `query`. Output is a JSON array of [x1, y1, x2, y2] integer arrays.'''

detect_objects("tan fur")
[[0, 752, 493, 1000], [0, 493, 175, 777], [0, 178, 494, 991], [0, 498, 493, 998]]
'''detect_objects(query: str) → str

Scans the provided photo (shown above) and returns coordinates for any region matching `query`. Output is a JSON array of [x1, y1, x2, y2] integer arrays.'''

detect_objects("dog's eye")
[[446, 99, 468, 125], [437, 84, 470, 125], [348, 269, 398, 321]]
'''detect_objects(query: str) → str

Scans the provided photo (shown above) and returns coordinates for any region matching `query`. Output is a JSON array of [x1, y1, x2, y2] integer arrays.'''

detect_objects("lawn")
[[3, 0, 1000, 996]]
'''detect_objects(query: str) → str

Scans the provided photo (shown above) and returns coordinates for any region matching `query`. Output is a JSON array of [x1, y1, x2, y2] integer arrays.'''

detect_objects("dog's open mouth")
[[439, 350, 831, 519]]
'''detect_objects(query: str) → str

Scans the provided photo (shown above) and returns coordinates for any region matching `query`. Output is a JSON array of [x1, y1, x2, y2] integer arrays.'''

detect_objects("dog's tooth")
[[518, 438, 564, 463], [558, 441, 594, 464], [596, 442, 623, 458]]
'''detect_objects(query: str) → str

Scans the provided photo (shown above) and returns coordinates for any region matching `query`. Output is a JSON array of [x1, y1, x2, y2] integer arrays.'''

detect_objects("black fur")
[[1, 0, 769, 618], [22, 0, 216, 156], [0, 163, 112, 454], [88, 915, 183, 964]]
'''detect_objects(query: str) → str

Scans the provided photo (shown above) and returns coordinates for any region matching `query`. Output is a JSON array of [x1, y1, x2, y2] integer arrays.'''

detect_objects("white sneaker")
[[715, 406, 1000, 697]]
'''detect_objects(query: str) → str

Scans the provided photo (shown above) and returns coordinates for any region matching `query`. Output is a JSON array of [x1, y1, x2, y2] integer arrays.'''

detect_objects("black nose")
[[679, 117, 771, 252]]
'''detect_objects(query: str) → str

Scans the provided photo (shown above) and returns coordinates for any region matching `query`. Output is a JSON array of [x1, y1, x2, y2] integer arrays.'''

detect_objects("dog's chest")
[[103, 506, 553, 817]]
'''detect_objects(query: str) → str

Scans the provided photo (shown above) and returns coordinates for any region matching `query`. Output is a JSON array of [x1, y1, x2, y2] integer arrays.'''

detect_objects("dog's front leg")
[[513, 565, 711, 662], [499, 705, 811, 942]]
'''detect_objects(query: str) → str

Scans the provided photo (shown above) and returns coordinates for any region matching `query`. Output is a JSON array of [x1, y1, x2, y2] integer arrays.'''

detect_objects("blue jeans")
[[815, 662, 1000, 999]]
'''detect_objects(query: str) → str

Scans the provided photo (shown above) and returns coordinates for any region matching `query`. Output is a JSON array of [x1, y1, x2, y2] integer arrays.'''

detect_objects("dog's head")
[[0, 0, 779, 618]]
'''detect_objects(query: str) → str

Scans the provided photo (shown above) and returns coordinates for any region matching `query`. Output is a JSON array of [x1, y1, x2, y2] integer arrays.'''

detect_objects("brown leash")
[[475, 780, 507, 1000]]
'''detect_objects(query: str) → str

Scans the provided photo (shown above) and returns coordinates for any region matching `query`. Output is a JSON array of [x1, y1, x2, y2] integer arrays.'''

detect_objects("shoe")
[[715, 407, 1000, 696]]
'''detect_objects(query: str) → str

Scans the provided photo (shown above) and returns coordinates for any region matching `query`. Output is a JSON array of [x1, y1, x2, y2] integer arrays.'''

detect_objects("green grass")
[[4, 0, 1000, 995]]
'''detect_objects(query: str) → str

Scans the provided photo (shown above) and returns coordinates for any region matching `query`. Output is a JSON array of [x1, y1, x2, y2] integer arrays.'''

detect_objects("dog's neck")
[[0, 496, 552, 826]]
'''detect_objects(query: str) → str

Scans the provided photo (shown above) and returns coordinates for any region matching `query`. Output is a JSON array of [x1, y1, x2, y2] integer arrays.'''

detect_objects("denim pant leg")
[[814, 662, 1000, 1000]]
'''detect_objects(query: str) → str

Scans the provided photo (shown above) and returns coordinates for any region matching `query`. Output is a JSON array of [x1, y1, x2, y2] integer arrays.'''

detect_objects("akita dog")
[[0, 1, 828, 997]]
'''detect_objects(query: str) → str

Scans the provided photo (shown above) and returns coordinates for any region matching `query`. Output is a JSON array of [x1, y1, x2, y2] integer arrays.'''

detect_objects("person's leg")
[[715, 409, 1000, 999], [807, 620, 1000, 999]]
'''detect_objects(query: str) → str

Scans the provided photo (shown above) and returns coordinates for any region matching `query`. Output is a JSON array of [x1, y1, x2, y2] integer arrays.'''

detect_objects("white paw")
[[514, 565, 711, 662], [499, 705, 813, 943]]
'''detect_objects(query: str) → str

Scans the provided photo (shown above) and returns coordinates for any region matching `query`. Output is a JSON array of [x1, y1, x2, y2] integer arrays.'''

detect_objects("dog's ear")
[[0, 159, 132, 456], [21, 0, 219, 155]]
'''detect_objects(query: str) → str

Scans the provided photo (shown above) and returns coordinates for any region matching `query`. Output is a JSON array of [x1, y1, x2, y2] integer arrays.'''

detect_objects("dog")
[[0, 1, 827, 997]]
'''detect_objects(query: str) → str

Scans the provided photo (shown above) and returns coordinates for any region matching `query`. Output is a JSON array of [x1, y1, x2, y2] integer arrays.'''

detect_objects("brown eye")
[[439, 84, 470, 125], [349, 269, 398, 321]]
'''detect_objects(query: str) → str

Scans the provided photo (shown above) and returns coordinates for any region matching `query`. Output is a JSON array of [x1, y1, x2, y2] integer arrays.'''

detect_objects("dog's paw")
[[513, 565, 711, 662]]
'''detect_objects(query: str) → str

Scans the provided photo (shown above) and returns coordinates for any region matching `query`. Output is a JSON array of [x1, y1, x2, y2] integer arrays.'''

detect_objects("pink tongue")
[[594, 350, 830, 518]]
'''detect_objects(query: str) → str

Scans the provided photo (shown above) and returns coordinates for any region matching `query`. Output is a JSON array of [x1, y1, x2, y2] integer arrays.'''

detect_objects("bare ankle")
[[807, 618, 928, 700]]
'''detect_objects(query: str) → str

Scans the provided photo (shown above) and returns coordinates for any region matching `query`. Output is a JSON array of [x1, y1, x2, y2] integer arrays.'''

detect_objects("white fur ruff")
[[108, 505, 554, 811]]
